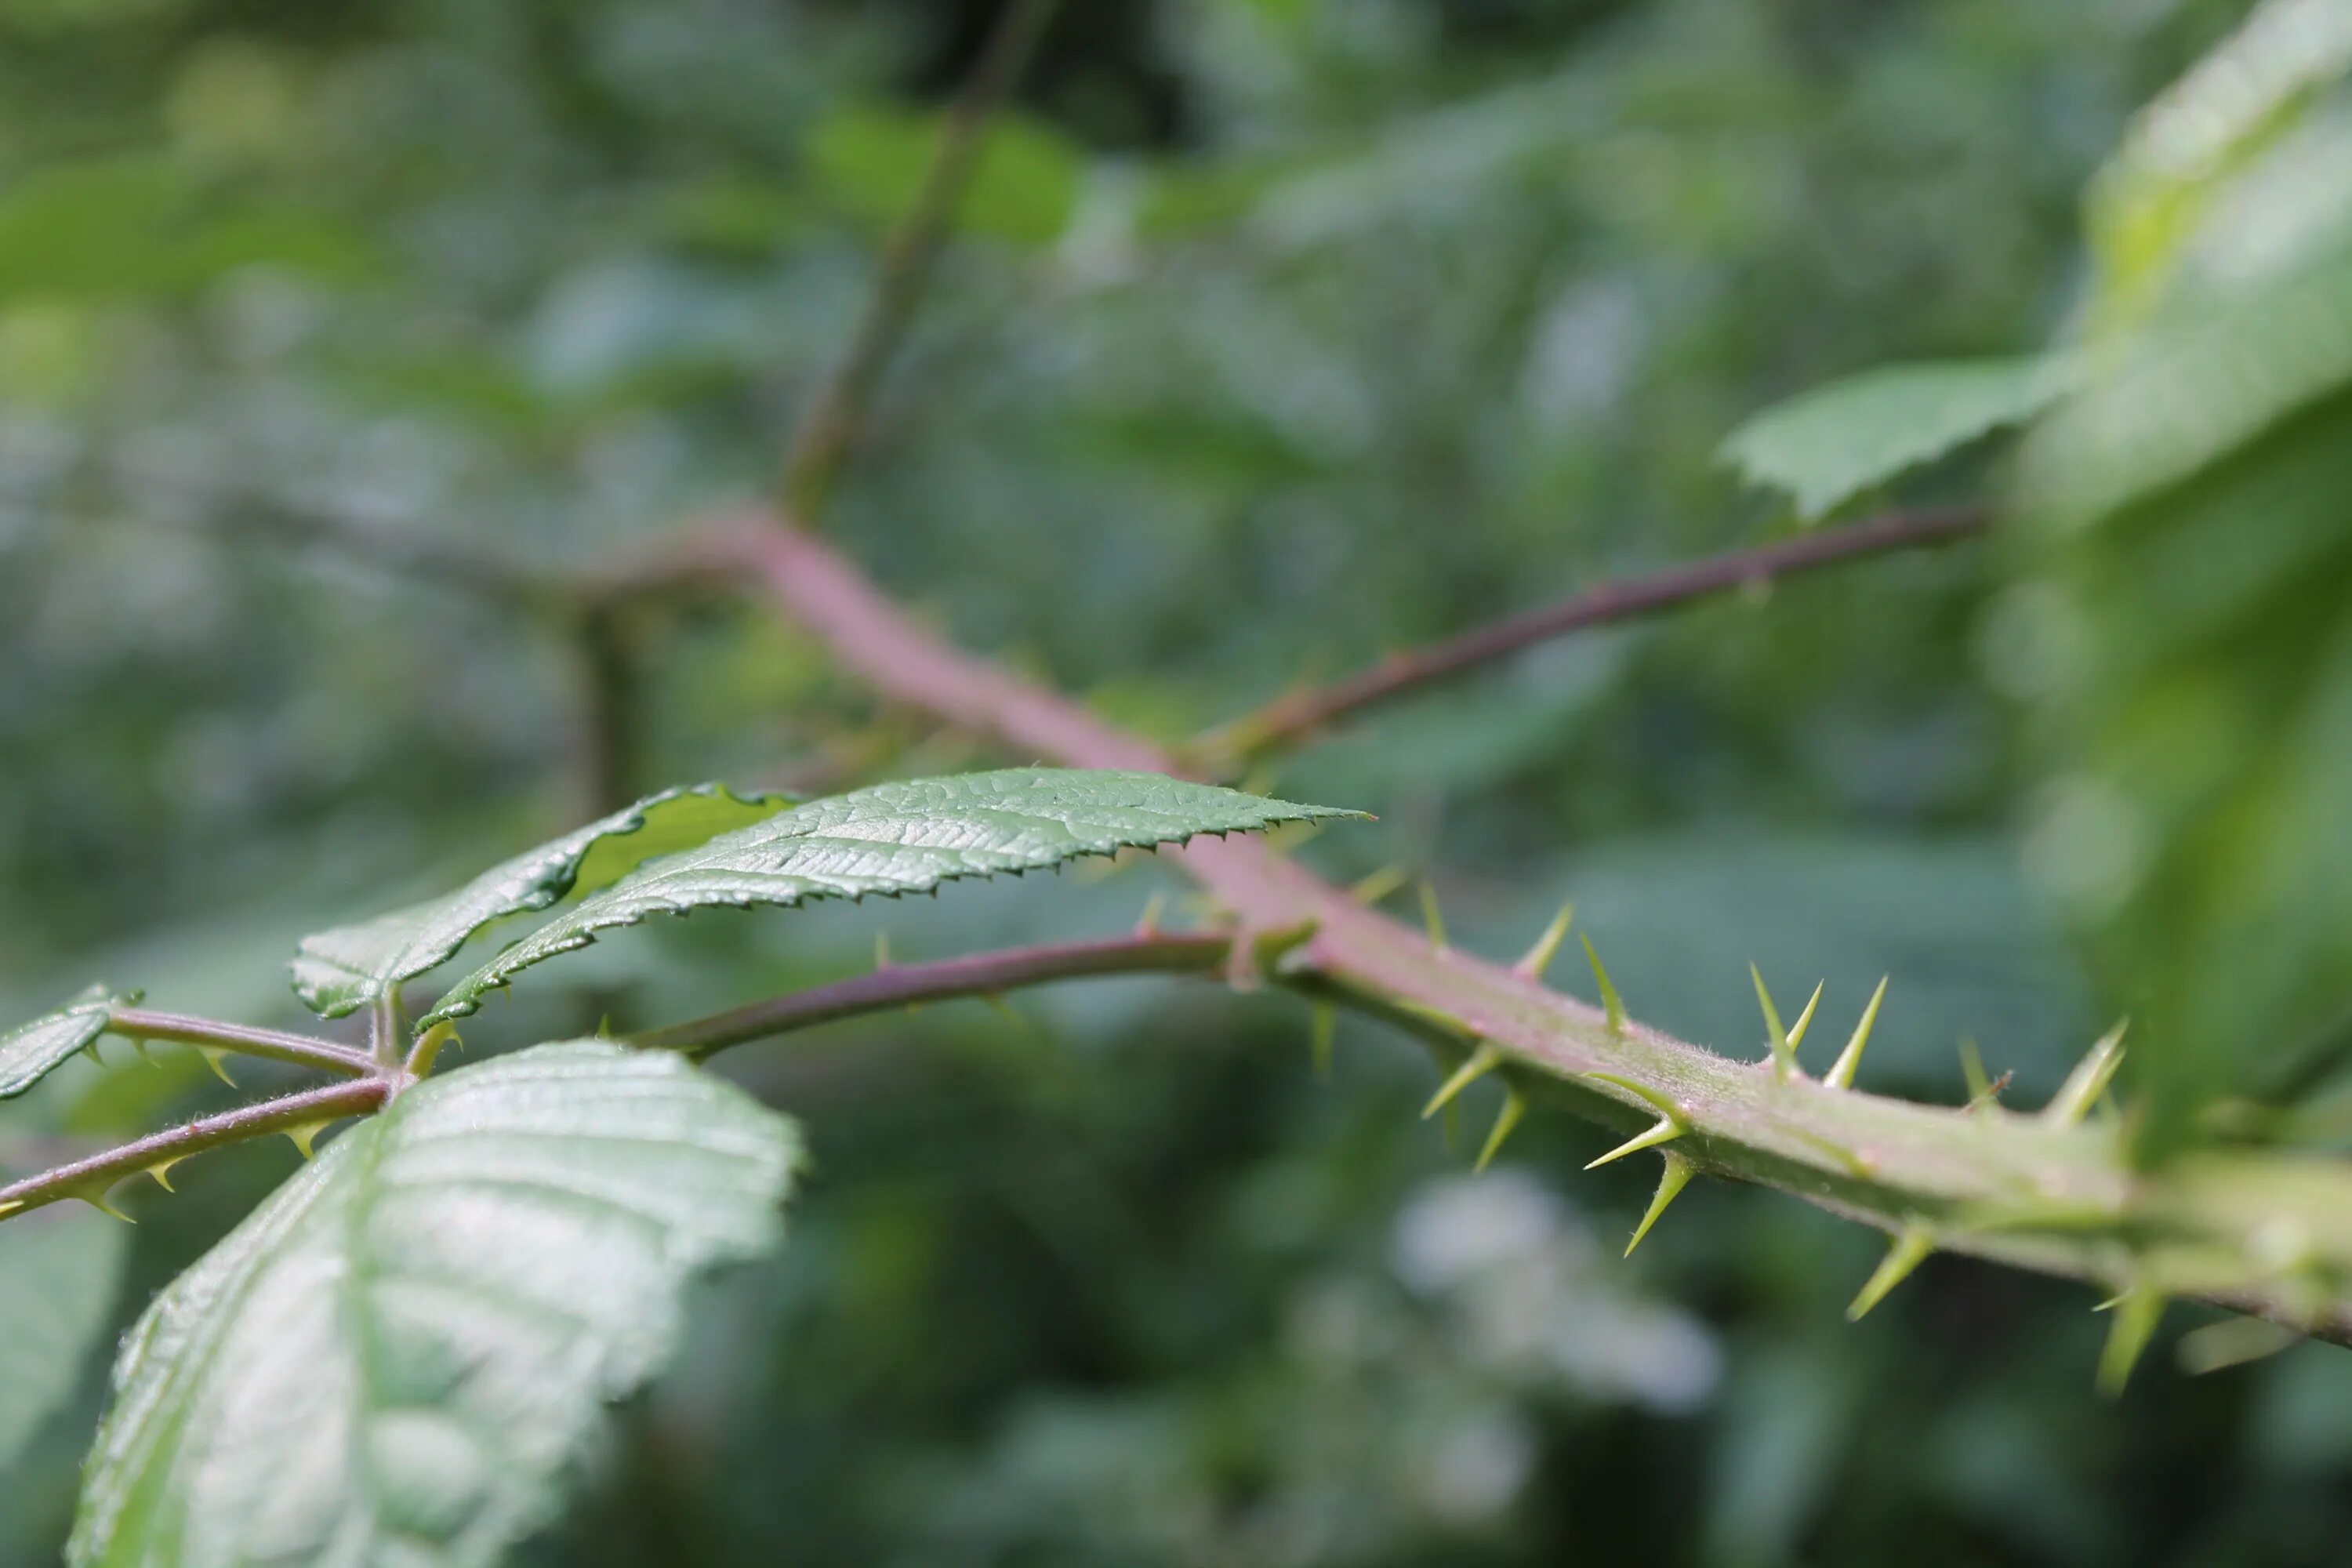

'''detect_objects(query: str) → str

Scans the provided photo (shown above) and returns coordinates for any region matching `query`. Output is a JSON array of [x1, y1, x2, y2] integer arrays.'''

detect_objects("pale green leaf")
[[1, 985, 139, 1101], [71, 1042, 799, 1568], [2087, 0, 2352, 334], [422, 769, 1359, 1029], [1722, 356, 2068, 521], [0, 1212, 129, 1474], [291, 783, 789, 1019], [2013, 15, 2352, 1151]]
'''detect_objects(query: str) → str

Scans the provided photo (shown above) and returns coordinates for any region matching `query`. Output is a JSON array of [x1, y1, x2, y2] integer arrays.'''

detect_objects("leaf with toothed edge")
[[291, 782, 791, 1019], [1722, 354, 2070, 520], [1, 984, 140, 1100], [419, 769, 1361, 1029], [68, 1041, 799, 1568]]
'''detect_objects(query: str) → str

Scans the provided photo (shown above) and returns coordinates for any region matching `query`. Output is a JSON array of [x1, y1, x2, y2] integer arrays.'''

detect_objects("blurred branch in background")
[[777, 0, 1065, 521], [1191, 504, 1992, 768]]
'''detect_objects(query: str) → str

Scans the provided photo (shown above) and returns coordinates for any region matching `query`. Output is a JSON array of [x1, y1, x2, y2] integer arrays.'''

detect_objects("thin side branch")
[[634, 931, 1232, 1058], [1193, 505, 1990, 764], [777, 0, 1064, 518], [0, 1078, 392, 1222], [729, 511, 2352, 1345], [107, 1007, 379, 1080]]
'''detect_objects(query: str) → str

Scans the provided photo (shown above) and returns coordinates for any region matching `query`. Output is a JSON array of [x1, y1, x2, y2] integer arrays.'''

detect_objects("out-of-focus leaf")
[[70, 1042, 799, 1568], [421, 769, 1360, 1027], [1721, 356, 2067, 521], [0, 985, 137, 1101], [807, 103, 1082, 246], [0, 1212, 128, 1475], [2086, 0, 2352, 334], [2014, 5, 2352, 1150], [291, 784, 789, 1020]]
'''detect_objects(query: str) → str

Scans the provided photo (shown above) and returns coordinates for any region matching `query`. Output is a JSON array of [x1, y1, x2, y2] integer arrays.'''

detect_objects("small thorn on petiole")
[[1134, 891, 1167, 937], [197, 1047, 236, 1087], [873, 930, 894, 971], [72, 1181, 136, 1224], [146, 1157, 187, 1193], [1348, 864, 1411, 907]]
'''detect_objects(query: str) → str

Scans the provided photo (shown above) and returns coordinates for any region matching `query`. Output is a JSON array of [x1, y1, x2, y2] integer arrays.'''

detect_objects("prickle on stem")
[[1581, 935, 1627, 1034], [1826, 977, 1888, 1091], [1423, 1043, 1502, 1120], [1515, 900, 1574, 980], [1475, 1086, 1526, 1174], [1624, 1152, 1695, 1257], [1848, 1221, 1935, 1319]]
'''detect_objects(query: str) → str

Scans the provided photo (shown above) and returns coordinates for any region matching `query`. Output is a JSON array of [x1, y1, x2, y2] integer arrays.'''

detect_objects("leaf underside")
[[420, 768, 1359, 1029], [291, 782, 789, 1019], [1722, 354, 2068, 521], [0, 984, 140, 1100], [70, 1042, 800, 1568]]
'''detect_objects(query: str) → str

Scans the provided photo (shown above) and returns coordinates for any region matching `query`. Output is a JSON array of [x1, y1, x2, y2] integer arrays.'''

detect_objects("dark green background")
[[4, 2, 2350, 1563]]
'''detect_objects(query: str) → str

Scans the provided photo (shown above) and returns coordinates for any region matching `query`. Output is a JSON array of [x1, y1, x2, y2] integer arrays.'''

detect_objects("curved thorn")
[[146, 1157, 186, 1193], [1424, 1043, 1501, 1120], [197, 1047, 236, 1087], [1134, 891, 1167, 936], [74, 1182, 136, 1224], [1580, 1071, 1682, 1121], [2096, 1286, 2165, 1396], [0, 1200, 20, 1219], [284, 1122, 331, 1161], [2045, 1021, 2129, 1127], [1515, 901, 1575, 980], [1417, 881, 1448, 953], [1848, 1221, 1934, 1319], [1787, 981, 1824, 1052], [1475, 1086, 1526, 1173], [85, 1038, 107, 1068], [1308, 1000, 1335, 1081], [1586, 1114, 1681, 1170], [1828, 977, 1888, 1090], [1625, 1152, 1695, 1256], [1751, 963, 1802, 1082], [1581, 935, 1626, 1033]]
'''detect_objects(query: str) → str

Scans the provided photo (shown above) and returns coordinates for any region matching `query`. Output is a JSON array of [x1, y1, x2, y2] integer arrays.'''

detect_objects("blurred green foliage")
[[3, 1, 2350, 1566]]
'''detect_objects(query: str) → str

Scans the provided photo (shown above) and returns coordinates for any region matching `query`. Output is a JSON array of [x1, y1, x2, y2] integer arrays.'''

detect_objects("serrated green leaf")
[[423, 769, 1359, 1029], [292, 783, 789, 1019], [1, 985, 139, 1100], [1722, 356, 2068, 521], [70, 1042, 799, 1568], [0, 1212, 129, 1475]]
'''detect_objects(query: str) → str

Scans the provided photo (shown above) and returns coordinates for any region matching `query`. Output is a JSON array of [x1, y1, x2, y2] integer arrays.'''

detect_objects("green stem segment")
[[107, 1008, 379, 1080], [1192, 505, 1988, 766], [0, 1078, 393, 1223], [633, 931, 1234, 1058], [735, 514, 2352, 1346]]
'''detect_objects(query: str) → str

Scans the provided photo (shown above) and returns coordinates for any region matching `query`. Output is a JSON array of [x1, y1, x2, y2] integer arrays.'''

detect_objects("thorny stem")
[[633, 931, 1234, 1058], [776, 0, 1064, 519], [727, 512, 2352, 1346], [107, 1007, 378, 1080], [1192, 504, 1991, 766], [0, 1078, 392, 1223]]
